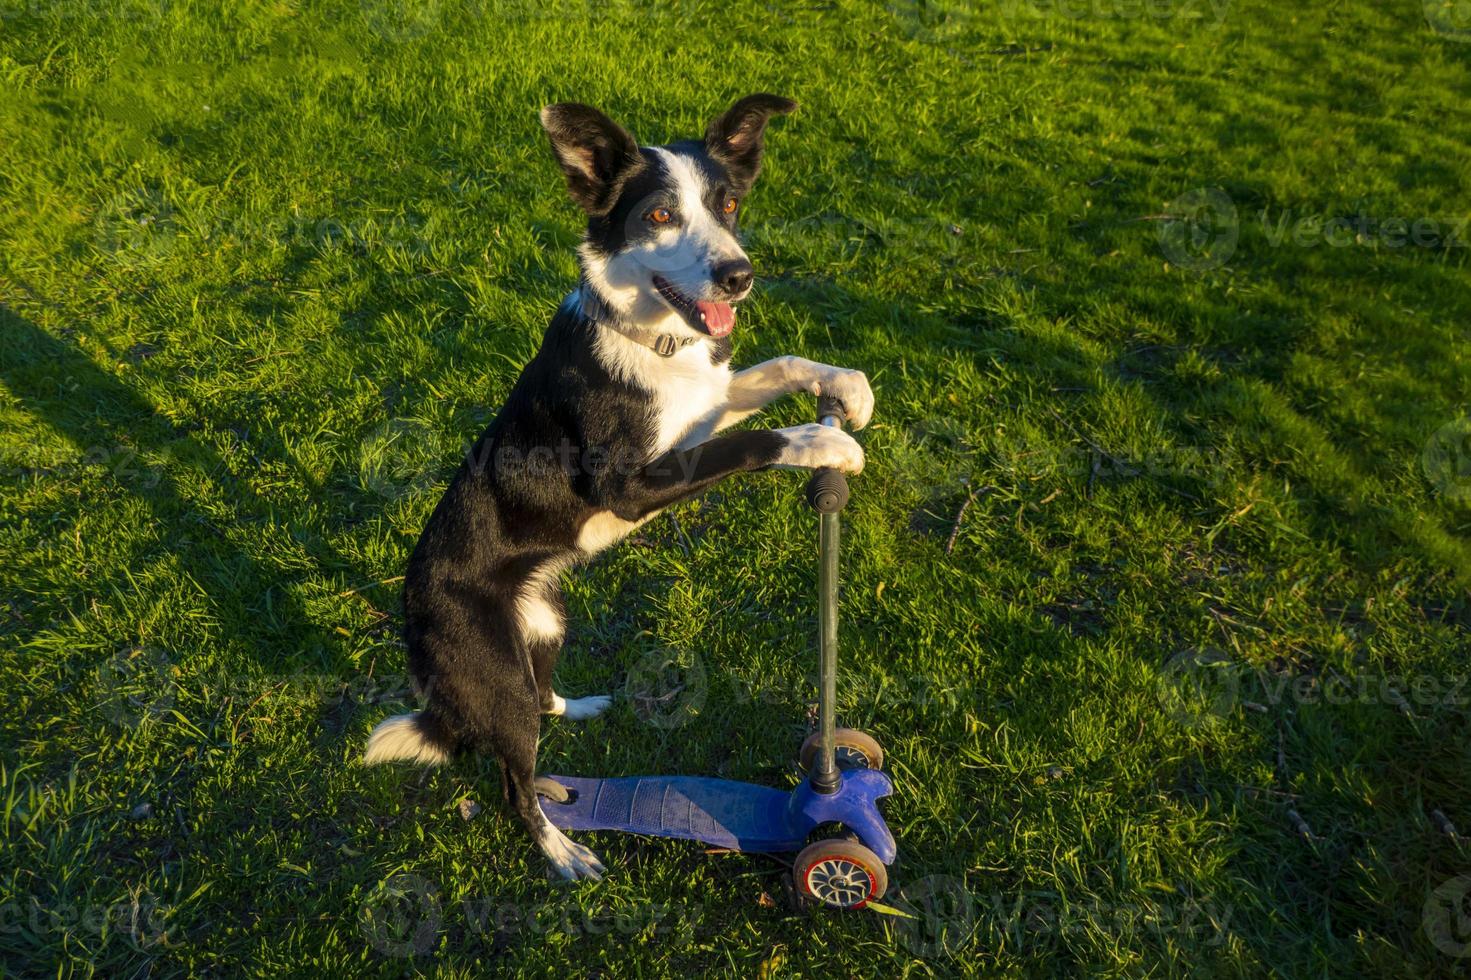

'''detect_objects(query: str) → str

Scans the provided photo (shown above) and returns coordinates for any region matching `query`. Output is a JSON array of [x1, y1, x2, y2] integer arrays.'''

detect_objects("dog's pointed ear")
[[539, 103, 644, 217], [704, 94, 798, 190]]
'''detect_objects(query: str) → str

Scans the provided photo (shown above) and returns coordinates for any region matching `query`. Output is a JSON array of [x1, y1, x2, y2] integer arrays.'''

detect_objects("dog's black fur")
[[366, 95, 872, 880]]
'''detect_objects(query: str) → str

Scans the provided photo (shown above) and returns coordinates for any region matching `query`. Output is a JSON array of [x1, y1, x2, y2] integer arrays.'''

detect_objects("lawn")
[[2, 0, 1470, 975]]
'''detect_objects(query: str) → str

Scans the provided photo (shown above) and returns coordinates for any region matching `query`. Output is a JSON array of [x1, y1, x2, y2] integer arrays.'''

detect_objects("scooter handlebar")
[[805, 395, 850, 513]]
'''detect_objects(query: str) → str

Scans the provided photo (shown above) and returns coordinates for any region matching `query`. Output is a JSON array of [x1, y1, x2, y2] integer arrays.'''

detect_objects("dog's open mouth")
[[652, 276, 736, 338]]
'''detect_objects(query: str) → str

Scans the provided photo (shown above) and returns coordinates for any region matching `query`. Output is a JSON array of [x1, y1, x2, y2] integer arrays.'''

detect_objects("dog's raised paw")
[[549, 694, 613, 720]]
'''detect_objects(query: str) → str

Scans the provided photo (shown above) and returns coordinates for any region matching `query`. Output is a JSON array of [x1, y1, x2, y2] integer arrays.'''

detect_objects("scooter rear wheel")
[[798, 728, 885, 772], [794, 839, 888, 909]]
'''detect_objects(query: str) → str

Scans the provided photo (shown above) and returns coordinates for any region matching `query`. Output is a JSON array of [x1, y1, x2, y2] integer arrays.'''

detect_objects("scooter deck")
[[538, 768, 897, 862], [537, 775, 804, 853]]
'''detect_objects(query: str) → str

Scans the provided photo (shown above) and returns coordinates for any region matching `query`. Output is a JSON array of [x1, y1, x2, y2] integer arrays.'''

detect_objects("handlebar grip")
[[805, 395, 850, 513], [805, 467, 850, 513]]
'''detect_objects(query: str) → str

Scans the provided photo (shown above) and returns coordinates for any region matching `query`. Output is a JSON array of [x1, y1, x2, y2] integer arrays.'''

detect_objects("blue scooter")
[[537, 397, 896, 909]]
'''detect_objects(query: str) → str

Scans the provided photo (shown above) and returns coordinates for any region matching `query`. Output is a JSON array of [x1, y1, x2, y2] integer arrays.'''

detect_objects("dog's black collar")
[[574, 286, 701, 358]]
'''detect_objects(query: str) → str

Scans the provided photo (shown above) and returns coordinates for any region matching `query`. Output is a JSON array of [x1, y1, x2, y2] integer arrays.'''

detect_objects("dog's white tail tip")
[[363, 712, 451, 766]]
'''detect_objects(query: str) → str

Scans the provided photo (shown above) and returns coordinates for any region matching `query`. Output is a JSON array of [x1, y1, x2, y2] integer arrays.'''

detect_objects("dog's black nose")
[[712, 259, 754, 297]]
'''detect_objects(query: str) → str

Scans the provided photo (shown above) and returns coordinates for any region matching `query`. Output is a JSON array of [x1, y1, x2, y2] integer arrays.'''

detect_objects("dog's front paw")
[[808, 367, 874, 431], [774, 424, 864, 474]]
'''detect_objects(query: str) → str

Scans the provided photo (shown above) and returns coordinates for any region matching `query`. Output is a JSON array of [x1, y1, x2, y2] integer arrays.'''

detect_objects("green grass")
[[2, 0, 1470, 975]]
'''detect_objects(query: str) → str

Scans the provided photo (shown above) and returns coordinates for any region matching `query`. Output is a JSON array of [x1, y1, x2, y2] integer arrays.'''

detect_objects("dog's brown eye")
[[648, 207, 673, 224], [723, 196, 738, 215]]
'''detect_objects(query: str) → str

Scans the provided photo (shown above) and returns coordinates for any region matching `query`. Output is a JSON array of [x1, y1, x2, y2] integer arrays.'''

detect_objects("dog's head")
[[540, 94, 797, 340]]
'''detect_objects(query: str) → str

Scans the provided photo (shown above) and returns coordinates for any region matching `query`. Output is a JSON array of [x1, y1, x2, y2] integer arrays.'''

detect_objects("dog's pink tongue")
[[697, 301, 735, 338]]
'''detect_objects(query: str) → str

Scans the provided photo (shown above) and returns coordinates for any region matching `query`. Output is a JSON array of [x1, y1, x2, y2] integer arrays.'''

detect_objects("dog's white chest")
[[649, 349, 731, 453], [588, 320, 733, 455]]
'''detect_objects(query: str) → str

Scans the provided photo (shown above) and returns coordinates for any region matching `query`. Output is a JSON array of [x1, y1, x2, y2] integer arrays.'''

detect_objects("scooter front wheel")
[[794, 839, 888, 909], [798, 727, 885, 773]]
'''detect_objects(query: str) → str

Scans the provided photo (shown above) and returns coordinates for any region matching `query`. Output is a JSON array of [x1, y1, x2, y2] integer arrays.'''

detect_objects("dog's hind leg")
[[501, 718, 605, 881]]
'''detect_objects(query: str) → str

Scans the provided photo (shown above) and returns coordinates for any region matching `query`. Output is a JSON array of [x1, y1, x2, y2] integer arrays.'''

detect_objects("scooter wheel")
[[799, 728, 885, 772], [794, 839, 888, 909]]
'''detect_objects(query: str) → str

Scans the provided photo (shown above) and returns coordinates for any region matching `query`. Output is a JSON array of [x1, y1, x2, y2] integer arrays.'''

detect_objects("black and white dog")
[[363, 95, 874, 880]]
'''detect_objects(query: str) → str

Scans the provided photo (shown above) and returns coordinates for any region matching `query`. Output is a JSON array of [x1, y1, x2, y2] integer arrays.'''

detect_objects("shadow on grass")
[[0, 298, 353, 667]]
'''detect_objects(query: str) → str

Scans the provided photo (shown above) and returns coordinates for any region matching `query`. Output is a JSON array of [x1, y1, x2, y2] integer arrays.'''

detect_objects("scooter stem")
[[806, 396, 849, 795]]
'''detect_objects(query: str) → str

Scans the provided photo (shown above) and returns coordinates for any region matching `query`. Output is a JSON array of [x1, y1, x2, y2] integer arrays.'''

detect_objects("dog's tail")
[[363, 711, 455, 766]]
